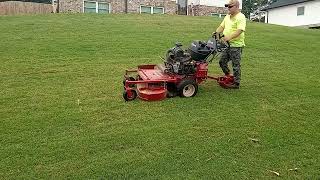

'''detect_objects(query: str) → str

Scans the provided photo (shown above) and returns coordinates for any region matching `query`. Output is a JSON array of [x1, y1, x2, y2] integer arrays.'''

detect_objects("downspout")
[[186, 0, 188, 16], [125, 0, 128, 13], [56, 0, 60, 13]]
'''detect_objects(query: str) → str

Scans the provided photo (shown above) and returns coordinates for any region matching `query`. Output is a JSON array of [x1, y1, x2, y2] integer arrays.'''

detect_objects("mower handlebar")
[[212, 32, 230, 48], [226, 41, 230, 47]]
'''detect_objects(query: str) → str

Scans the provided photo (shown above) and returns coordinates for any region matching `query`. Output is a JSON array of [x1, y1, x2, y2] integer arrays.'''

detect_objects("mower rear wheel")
[[123, 90, 137, 101], [177, 79, 198, 98]]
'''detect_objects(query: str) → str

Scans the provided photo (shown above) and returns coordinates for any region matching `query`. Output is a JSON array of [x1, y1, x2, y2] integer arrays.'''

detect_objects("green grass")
[[0, 13, 320, 179]]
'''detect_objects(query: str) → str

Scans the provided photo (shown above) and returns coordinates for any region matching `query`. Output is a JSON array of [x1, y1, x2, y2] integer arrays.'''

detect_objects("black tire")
[[123, 90, 137, 101], [166, 82, 178, 98], [177, 79, 198, 97]]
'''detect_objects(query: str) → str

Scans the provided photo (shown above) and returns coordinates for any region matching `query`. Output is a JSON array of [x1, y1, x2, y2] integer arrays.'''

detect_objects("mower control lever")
[[212, 33, 230, 51], [212, 32, 229, 45], [212, 32, 224, 39]]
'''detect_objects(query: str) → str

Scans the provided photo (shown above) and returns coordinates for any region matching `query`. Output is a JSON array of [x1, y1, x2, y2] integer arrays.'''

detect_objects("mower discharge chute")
[[123, 33, 234, 101]]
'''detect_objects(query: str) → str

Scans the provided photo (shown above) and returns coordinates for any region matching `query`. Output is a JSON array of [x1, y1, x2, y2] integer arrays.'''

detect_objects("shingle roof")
[[262, 0, 314, 10]]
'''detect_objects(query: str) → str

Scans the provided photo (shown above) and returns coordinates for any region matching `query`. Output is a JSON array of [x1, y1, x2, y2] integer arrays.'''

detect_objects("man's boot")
[[225, 82, 240, 89]]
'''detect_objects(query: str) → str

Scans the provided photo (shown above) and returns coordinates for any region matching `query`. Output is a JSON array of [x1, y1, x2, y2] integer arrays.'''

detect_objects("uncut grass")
[[0, 14, 319, 179]]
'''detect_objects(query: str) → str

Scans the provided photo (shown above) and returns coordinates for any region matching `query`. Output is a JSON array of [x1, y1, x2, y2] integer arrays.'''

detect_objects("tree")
[[242, 0, 277, 19]]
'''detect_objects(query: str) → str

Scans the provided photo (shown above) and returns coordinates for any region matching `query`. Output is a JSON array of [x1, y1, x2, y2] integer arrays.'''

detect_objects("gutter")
[[262, 0, 312, 11]]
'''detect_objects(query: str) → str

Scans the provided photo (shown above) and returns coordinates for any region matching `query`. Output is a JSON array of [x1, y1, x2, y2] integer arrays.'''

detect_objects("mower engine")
[[164, 37, 225, 75], [164, 43, 195, 75]]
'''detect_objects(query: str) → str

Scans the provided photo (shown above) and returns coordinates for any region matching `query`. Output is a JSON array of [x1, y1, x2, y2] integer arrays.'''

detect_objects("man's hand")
[[215, 26, 224, 34], [212, 31, 217, 37]]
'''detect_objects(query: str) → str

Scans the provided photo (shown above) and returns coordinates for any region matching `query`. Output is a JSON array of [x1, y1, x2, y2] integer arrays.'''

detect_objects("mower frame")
[[123, 34, 234, 101]]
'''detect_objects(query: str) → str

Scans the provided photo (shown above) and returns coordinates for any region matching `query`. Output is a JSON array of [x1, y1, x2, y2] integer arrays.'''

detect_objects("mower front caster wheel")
[[123, 77, 136, 87], [123, 90, 137, 101], [177, 79, 198, 98]]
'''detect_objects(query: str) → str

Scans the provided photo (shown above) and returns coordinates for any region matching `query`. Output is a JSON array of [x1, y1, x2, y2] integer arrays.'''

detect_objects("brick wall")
[[59, 0, 82, 13], [59, 0, 176, 14], [126, 0, 176, 14], [110, 1, 125, 13], [188, 4, 227, 16]]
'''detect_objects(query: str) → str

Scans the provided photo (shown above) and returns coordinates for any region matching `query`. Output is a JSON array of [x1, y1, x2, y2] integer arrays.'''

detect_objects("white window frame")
[[83, 1, 111, 13], [139, 5, 164, 14]]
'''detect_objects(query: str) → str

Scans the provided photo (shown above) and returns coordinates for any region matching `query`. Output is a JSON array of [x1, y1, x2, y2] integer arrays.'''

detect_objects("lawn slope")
[[0, 14, 319, 179]]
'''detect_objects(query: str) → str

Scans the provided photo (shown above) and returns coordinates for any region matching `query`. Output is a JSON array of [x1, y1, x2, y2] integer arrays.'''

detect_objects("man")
[[214, 0, 246, 89]]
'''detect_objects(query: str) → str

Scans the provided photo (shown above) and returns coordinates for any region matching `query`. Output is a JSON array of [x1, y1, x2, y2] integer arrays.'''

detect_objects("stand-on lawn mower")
[[122, 33, 234, 101]]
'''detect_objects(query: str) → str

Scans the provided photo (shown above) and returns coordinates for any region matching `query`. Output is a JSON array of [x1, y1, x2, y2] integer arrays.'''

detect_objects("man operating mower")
[[214, 0, 246, 89]]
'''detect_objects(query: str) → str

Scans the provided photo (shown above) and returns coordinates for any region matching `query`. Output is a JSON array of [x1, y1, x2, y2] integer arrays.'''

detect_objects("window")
[[84, 1, 96, 13], [220, 14, 227, 18], [140, 6, 152, 14], [84, 1, 110, 13], [153, 7, 164, 14], [140, 6, 164, 14], [297, 6, 304, 16], [98, 2, 108, 13], [211, 13, 219, 18], [210, 13, 226, 18]]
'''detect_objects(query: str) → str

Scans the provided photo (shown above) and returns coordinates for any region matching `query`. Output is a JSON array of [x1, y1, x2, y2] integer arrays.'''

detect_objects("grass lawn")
[[0, 13, 319, 179]]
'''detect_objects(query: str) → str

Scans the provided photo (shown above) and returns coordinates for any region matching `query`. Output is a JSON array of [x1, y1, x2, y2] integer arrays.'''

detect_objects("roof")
[[262, 0, 314, 11]]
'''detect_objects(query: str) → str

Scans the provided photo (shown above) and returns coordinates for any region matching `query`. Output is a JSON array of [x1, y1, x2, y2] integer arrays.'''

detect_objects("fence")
[[0, 1, 53, 15]]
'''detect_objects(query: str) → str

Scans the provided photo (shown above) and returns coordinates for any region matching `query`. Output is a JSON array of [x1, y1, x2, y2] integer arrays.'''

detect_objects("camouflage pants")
[[219, 47, 243, 84]]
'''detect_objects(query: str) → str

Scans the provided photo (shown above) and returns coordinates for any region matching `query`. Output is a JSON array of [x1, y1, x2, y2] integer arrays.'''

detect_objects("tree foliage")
[[242, 0, 276, 18]]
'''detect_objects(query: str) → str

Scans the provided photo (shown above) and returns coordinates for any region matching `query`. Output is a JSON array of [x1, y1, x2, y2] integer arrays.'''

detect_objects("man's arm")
[[213, 18, 226, 35], [215, 25, 224, 34], [223, 29, 244, 41]]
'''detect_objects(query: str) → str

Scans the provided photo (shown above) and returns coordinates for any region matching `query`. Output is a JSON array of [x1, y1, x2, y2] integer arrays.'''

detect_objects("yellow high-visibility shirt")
[[220, 12, 246, 47]]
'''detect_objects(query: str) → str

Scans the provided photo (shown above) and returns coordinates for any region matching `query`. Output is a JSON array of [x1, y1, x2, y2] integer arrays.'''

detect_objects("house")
[[57, 0, 232, 16], [262, 0, 320, 28]]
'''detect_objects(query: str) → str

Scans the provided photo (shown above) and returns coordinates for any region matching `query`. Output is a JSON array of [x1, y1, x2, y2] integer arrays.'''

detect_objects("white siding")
[[266, 0, 320, 26]]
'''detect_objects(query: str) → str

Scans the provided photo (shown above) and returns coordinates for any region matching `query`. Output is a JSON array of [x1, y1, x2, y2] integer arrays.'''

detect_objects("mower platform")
[[137, 65, 175, 82], [124, 64, 178, 101]]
